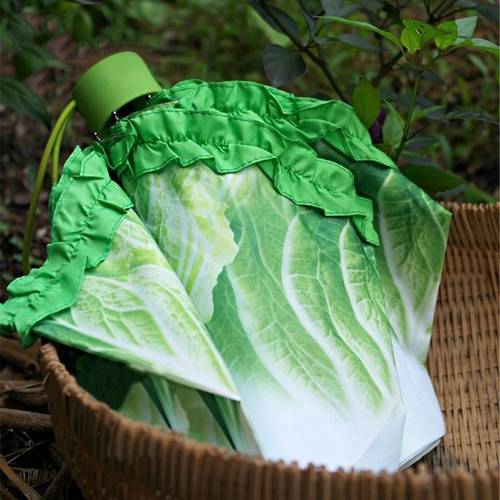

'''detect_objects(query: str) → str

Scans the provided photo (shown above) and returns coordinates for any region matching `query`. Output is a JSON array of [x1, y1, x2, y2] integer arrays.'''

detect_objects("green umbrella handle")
[[72, 52, 162, 136], [23, 100, 76, 274]]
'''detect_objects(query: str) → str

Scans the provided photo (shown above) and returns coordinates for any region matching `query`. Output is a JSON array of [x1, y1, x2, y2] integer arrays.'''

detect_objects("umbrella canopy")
[[0, 52, 451, 473]]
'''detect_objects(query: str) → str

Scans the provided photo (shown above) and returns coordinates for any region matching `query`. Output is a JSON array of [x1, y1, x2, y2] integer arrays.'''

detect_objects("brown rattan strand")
[[39, 202, 500, 500]]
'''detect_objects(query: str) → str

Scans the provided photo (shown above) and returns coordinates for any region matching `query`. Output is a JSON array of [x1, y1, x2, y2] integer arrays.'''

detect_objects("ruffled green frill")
[[153, 79, 397, 169], [0, 147, 133, 346], [101, 99, 379, 245]]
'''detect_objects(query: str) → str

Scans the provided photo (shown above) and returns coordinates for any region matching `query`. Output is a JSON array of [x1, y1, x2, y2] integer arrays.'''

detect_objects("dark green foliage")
[[0, 75, 50, 126], [0, 0, 497, 198], [249, 0, 499, 197], [263, 44, 306, 87]]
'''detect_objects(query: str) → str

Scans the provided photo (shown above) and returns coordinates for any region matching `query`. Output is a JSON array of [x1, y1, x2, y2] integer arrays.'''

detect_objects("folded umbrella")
[[0, 52, 451, 473]]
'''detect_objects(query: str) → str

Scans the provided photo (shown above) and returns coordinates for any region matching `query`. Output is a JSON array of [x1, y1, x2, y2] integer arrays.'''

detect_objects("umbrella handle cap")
[[72, 52, 162, 136]]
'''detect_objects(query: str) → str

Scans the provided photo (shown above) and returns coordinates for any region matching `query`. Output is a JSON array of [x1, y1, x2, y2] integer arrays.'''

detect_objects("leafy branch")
[[249, 0, 499, 196], [249, 0, 348, 100]]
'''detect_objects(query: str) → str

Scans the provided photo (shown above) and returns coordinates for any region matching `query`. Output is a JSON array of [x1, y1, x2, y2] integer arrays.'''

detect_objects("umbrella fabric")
[[98, 81, 450, 471]]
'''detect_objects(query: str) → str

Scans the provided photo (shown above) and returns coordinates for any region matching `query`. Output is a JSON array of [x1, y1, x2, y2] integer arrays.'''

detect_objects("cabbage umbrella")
[[0, 52, 451, 472]]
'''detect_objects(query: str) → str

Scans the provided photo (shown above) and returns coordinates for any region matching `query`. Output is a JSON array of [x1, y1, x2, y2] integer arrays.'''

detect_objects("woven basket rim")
[[40, 339, 497, 476]]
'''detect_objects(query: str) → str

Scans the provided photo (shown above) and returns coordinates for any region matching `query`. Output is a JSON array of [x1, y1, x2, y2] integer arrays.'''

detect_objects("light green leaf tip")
[[453, 16, 478, 45], [400, 27, 420, 55], [435, 21, 458, 50]]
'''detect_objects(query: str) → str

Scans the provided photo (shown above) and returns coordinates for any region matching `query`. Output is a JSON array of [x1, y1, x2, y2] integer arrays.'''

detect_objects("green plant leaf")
[[401, 151, 442, 168], [383, 92, 446, 119], [402, 164, 465, 194], [404, 134, 441, 150], [468, 37, 500, 55], [320, 0, 360, 18], [320, 16, 403, 51], [449, 37, 499, 55], [401, 19, 449, 54], [0, 75, 50, 127], [263, 44, 306, 87], [402, 19, 445, 44], [411, 105, 446, 123], [444, 110, 499, 124], [10, 13, 37, 42], [455, 0, 477, 6], [421, 69, 446, 85], [357, 0, 384, 7], [13, 42, 55, 80], [247, 1, 300, 41], [313, 36, 331, 45], [435, 21, 458, 49], [463, 185, 500, 203], [72, 7, 95, 40], [475, 3, 499, 23], [302, 10, 316, 34], [336, 33, 380, 51], [400, 27, 420, 55], [453, 16, 477, 44], [352, 77, 381, 129], [382, 101, 404, 154], [248, 7, 291, 46], [15, 42, 55, 62]]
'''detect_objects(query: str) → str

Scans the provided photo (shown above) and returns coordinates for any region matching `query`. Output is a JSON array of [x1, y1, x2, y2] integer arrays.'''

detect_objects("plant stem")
[[439, 7, 469, 20], [296, 0, 310, 15], [259, 0, 348, 101], [430, 0, 454, 21], [422, 0, 432, 18], [315, 45, 349, 101], [407, 119, 441, 140], [373, 52, 402, 87], [393, 57, 423, 162]]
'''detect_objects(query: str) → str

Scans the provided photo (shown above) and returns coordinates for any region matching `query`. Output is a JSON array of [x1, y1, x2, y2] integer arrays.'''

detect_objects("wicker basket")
[[39, 202, 499, 500]]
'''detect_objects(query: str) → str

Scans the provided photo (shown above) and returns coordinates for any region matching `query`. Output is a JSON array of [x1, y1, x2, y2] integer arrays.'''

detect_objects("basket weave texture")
[[39, 202, 499, 500]]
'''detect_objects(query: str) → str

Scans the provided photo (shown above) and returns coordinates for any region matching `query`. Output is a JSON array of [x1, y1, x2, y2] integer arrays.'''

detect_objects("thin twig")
[[295, 0, 310, 15], [42, 466, 73, 500], [0, 381, 48, 411], [430, 0, 455, 21], [0, 408, 53, 434], [0, 338, 40, 376], [373, 52, 403, 87], [0, 456, 44, 500], [438, 7, 471, 20]]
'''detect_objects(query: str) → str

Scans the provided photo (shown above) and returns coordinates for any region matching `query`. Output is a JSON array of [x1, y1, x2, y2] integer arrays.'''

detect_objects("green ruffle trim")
[[101, 102, 379, 245], [152, 80, 397, 169], [0, 147, 133, 346]]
